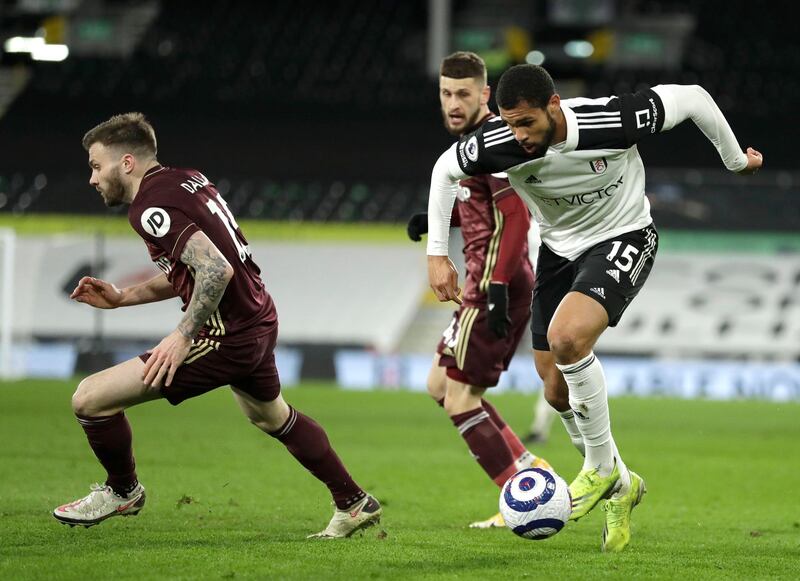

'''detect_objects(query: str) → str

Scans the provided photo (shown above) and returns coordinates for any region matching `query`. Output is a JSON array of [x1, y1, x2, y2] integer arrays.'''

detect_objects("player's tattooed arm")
[[177, 231, 234, 339]]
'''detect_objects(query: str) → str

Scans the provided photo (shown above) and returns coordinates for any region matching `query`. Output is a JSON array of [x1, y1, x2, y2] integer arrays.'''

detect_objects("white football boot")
[[53, 483, 146, 527], [307, 495, 382, 539]]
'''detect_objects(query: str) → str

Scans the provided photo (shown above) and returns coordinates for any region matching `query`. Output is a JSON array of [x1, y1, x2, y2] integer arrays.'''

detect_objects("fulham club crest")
[[589, 158, 608, 174]]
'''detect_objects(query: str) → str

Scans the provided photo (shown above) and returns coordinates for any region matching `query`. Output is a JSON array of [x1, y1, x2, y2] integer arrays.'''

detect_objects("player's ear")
[[481, 84, 491, 106], [121, 153, 135, 175], [547, 93, 561, 115]]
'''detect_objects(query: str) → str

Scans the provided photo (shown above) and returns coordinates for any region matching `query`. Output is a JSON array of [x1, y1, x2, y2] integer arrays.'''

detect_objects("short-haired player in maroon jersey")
[[52, 113, 381, 538], [406, 52, 551, 529]]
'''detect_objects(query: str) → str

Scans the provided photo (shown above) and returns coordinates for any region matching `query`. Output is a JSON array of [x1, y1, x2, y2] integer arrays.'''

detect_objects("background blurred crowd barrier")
[[3, 230, 800, 401]]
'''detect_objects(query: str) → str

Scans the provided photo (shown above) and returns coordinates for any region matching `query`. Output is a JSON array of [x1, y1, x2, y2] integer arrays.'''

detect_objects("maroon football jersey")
[[457, 173, 534, 308], [129, 165, 277, 344]]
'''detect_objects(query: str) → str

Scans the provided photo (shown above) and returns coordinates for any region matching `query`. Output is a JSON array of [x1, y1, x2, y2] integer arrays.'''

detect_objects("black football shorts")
[[531, 224, 659, 351]]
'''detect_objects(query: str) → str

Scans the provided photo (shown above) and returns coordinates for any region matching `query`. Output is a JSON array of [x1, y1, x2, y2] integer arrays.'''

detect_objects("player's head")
[[496, 64, 560, 157], [82, 112, 158, 207], [439, 51, 490, 136]]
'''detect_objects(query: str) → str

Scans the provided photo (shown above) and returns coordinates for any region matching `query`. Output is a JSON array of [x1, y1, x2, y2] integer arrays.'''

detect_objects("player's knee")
[[72, 377, 100, 416], [547, 329, 588, 364], [426, 360, 446, 402], [427, 374, 446, 402]]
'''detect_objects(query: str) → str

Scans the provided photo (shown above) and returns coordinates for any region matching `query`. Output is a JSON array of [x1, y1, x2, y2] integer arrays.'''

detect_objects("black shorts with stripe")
[[139, 323, 281, 405], [531, 224, 658, 351]]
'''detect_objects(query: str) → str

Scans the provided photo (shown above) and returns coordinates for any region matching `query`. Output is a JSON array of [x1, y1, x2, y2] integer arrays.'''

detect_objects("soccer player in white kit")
[[426, 65, 763, 552]]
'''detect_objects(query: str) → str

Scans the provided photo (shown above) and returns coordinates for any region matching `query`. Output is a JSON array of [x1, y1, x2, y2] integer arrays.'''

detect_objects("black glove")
[[487, 282, 511, 338], [406, 212, 428, 242]]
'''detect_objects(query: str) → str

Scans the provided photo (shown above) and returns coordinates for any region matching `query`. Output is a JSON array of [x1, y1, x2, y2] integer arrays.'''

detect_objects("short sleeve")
[[131, 204, 200, 259]]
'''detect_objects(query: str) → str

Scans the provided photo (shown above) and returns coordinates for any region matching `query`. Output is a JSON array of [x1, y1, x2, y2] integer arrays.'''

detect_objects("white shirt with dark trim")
[[427, 85, 749, 260]]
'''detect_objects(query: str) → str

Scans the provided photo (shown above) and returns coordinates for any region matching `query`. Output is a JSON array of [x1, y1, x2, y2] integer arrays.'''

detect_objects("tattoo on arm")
[[178, 233, 233, 339]]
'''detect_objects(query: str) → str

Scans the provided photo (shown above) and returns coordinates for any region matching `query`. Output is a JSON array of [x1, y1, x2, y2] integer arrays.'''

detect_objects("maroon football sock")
[[450, 407, 518, 487], [481, 398, 527, 459], [76, 412, 138, 495], [270, 407, 365, 510]]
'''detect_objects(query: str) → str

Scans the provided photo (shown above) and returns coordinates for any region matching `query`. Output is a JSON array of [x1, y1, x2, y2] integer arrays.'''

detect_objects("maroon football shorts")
[[436, 302, 530, 388], [139, 326, 281, 405]]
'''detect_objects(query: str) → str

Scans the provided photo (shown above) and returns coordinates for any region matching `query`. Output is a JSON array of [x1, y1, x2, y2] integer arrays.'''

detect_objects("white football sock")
[[558, 409, 585, 457], [609, 438, 631, 497], [556, 352, 617, 476]]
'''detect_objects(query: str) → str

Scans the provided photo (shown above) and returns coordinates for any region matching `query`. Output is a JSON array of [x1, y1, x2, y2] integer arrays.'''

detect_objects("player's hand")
[[69, 276, 124, 309], [487, 282, 511, 338], [428, 255, 462, 304], [738, 147, 763, 175], [406, 212, 429, 242], [142, 329, 193, 388]]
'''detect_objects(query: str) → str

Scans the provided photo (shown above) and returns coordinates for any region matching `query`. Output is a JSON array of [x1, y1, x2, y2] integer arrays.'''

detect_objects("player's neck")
[[553, 107, 568, 144], [129, 159, 161, 202]]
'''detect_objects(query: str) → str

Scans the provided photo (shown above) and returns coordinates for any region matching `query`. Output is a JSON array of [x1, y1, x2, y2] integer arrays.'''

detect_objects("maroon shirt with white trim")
[[128, 165, 276, 344]]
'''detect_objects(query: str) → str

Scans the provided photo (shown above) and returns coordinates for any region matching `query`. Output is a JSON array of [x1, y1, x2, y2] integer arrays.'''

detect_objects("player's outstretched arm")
[[122, 273, 177, 306], [70, 273, 177, 309], [142, 231, 233, 388], [652, 84, 763, 174]]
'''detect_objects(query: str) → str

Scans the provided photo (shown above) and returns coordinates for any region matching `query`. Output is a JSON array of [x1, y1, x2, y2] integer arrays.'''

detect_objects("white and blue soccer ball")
[[499, 467, 571, 540]]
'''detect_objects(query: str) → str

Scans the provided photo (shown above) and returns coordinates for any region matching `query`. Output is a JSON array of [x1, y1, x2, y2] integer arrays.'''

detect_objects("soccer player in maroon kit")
[[53, 113, 381, 538], [407, 52, 551, 529]]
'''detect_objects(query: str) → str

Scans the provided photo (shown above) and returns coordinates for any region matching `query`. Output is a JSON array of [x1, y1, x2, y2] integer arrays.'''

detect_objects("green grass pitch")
[[1, 380, 798, 579]]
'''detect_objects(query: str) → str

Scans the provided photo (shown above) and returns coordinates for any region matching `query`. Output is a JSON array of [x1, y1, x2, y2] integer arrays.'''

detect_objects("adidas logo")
[[525, 174, 542, 184], [590, 287, 606, 299], [605, 269, 620, 283]]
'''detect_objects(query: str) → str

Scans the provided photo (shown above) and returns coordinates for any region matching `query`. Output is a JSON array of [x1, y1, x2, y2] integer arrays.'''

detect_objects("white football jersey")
[[455, 88, 668, 260]]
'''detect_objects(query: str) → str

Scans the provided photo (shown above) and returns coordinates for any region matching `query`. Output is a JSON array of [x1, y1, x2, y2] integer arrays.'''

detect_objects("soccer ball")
[[499, 467, 571, 540]]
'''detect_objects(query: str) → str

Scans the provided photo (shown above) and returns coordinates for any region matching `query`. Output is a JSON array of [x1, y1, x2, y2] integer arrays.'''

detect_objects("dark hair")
[[496, 64, 555, 109], [440, 51, 487, 83], [82, 112, 157, 157]]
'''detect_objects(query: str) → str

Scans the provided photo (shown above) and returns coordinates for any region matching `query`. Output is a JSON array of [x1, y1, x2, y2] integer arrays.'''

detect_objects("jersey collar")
[[553, 106, 579, 154], [142, 164, 165, 181], [134, 164, 166, 202]]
